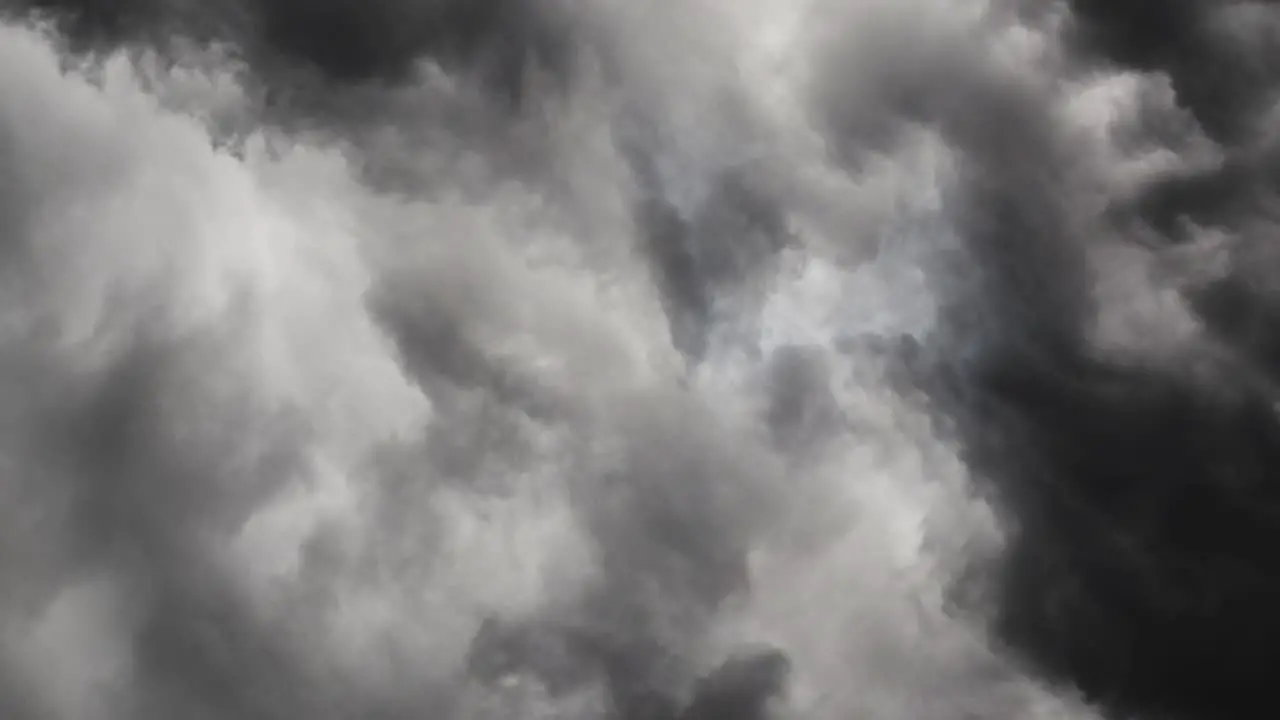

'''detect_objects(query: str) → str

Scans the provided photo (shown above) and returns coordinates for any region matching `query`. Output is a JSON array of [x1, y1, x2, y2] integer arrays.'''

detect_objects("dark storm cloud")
[[3, 0, 571, 100], [1077, 0, 1280, 242], [1064, 0, 1280, 145], [828, 5, 1096, 329], [969, 347, 1280, 720], [802, 3, 1280, 720]]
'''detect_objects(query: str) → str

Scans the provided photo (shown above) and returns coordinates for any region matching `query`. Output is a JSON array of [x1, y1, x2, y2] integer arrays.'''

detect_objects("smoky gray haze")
[[2, 1, 1279, 719]]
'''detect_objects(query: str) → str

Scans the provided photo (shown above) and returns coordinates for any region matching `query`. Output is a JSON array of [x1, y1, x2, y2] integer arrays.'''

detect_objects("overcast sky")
[[2, 2, 1279, 719]]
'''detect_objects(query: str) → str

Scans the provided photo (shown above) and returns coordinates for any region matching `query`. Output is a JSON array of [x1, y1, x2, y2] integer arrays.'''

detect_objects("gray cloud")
[[9, 1, 1280, 720]]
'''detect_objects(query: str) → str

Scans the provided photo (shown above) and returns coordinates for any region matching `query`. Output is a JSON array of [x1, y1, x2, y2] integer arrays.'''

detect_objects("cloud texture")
[[2, 1, 1279, 719]]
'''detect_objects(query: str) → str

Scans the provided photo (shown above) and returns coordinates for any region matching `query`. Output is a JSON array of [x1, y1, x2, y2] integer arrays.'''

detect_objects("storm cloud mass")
[[2, 1, 1280, 719]]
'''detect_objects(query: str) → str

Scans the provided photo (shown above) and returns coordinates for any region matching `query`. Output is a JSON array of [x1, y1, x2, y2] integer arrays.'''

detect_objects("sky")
[[1, 2, 1279, 719]]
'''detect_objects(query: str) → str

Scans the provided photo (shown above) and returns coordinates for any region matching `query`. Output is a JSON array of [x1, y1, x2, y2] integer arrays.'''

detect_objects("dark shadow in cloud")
[[678, 647, 789, 720], [921, 7, 1280, 720], [942, 93, 1094, 364], [130, 578, 325, 720], [14, 332, 451, 720], [1125, 153, 1270, 238], [1191, 271, 1280, 384], [809, 5, 1280, 720], [466, 615, 790, 720], [370, 295, 558, 422], [1065, 0, 1280, 145], [258, 0, 569, 99], [816, 14, 1092, 360], [624, 138, 790, 363], [631, 175, 712, 361], [1074, 0, 1280, 239], [27, 337, 329, 720], [3, 0, 192, 49], [467, 616, 685, 720], [48, 331, 302, 574], [764, 345, 844, 457], [2, 0, 574, 107], [966, 346, 1280, 720]]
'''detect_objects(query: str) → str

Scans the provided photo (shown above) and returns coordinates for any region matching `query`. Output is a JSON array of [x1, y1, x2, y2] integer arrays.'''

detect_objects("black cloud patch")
[[3, 0, 572, 103], [1064, 0, 1280, 145], [900, 3, 1280, 720]]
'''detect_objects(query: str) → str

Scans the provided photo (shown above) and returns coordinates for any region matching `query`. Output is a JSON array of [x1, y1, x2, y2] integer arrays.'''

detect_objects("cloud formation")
[[3, 1, 1280, 719]]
